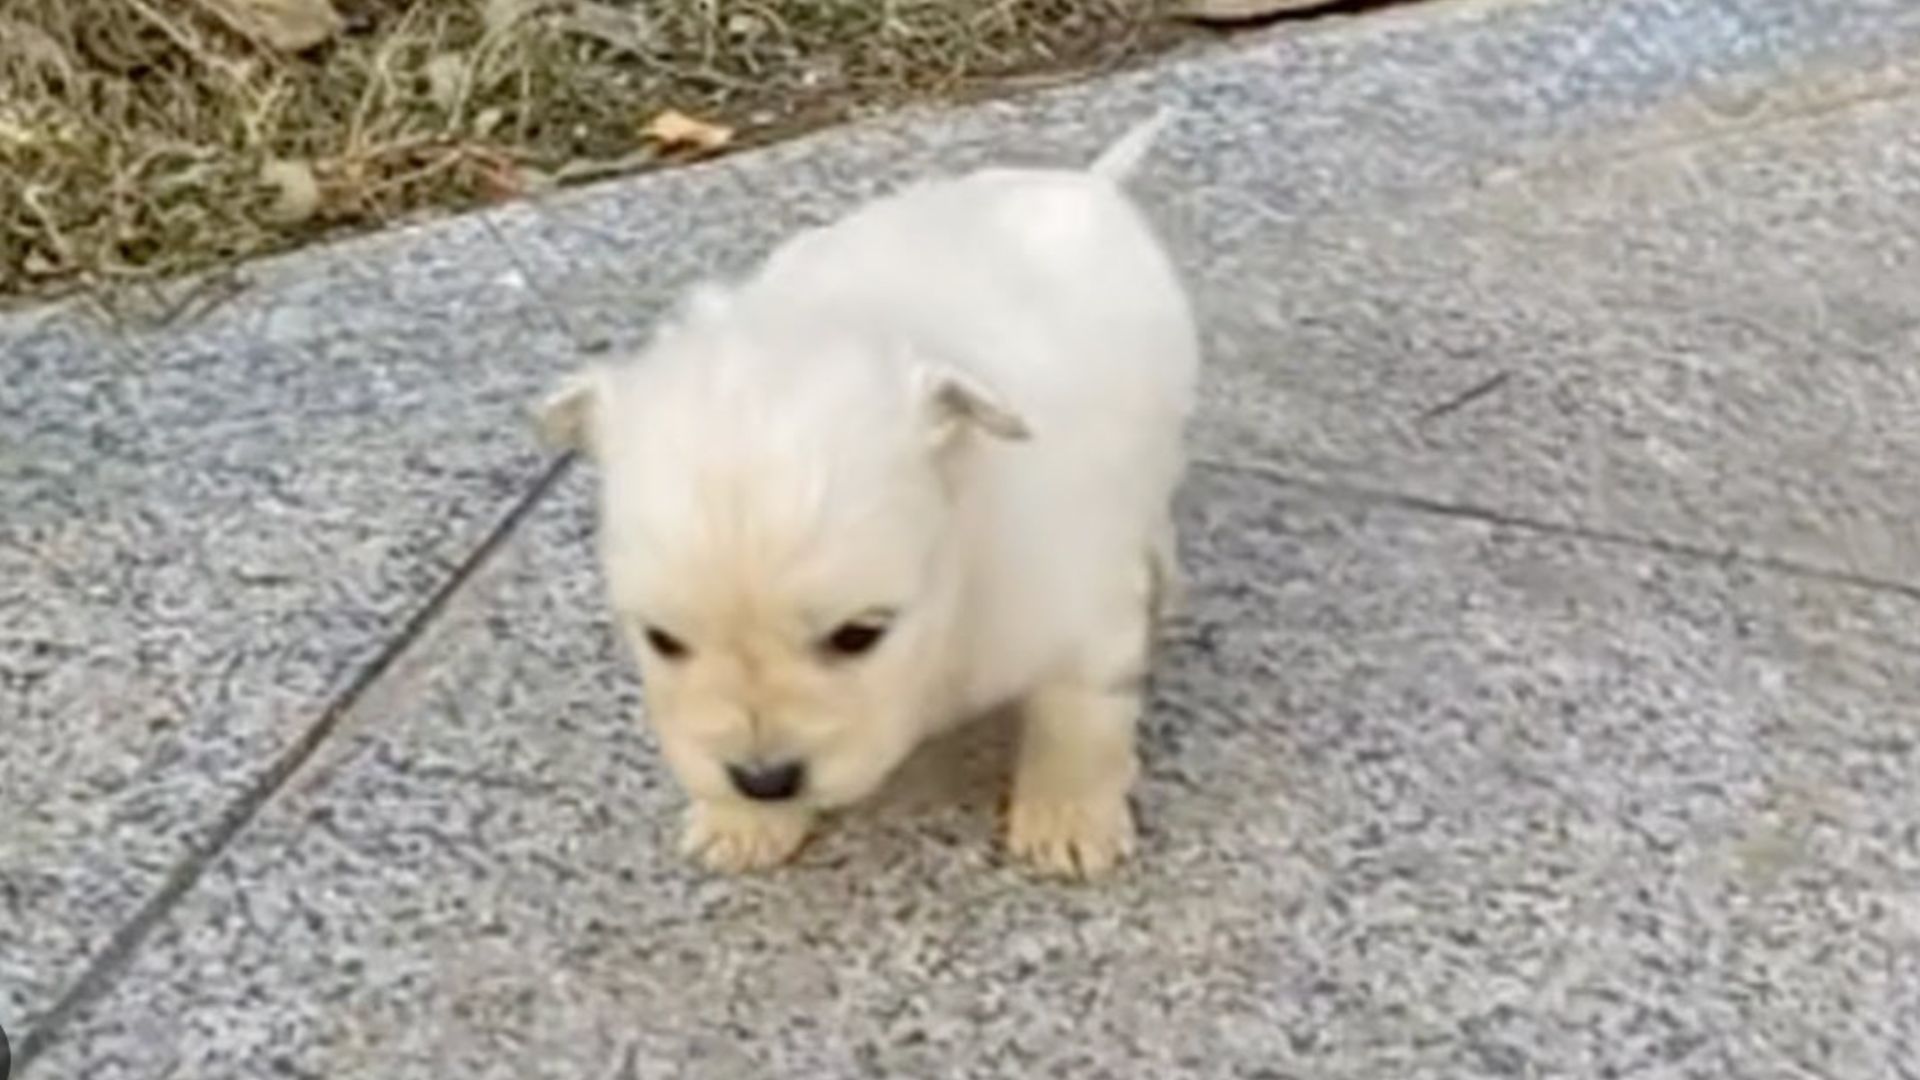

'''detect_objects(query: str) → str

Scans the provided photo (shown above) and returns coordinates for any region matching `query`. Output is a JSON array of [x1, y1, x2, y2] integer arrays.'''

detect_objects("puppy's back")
[[740, 151, 1198, 710], [752, 162, 1196, 435]]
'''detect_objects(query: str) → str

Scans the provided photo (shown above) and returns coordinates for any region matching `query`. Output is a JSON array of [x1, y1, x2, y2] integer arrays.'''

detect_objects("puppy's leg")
[[681, 800, 814, 873], [1006, 561, 1153, 879], [1006, 684, 1141, 878]]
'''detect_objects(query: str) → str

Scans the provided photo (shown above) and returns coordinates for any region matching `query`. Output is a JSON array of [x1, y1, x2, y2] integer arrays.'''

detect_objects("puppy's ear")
[[534, 367, 609, 456], [915, 365, 1030, 448]]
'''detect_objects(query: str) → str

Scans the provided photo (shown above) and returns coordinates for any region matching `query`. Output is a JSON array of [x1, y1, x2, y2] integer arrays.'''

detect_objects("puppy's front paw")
[[1005, 792, 1135, 880], [681, 801, 812, 873]]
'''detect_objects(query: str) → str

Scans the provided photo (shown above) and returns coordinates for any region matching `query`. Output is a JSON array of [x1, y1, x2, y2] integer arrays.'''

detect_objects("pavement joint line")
[[1522, 63, 1920, 181], [11, 454, 578, 1076], [1183, 58, 1920, 245], [475, 212, 608, 354], [1193, 456, 1920, 606]]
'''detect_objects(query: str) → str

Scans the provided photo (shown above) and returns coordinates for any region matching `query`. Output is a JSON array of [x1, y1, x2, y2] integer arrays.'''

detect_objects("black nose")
[[727, 760, 805, 802]]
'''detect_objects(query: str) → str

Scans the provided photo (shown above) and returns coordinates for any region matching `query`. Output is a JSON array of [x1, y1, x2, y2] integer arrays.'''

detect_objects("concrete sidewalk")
[[4, 0, 1918, 1075]]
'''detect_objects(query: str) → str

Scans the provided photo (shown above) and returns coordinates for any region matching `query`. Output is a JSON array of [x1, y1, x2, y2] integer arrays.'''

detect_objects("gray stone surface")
[[490, 0, 1920, 355], [6, 0, 1920, 1073], [1187, 89, 1920, 589], [0, 221, 577, 1034], [23, 471, 1920, 1079]]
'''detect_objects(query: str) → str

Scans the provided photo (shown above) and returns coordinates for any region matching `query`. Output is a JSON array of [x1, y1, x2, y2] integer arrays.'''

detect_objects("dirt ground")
[[0, 0, 1212, 308]]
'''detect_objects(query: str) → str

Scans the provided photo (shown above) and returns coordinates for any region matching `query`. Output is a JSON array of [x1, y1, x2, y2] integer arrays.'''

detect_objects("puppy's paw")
[[1005, 792, 1135, 880], [681, 801, 812, 873]]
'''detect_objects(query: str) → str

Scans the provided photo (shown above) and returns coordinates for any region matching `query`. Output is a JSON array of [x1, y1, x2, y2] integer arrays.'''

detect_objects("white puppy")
[[536, 113, 1197, 878]]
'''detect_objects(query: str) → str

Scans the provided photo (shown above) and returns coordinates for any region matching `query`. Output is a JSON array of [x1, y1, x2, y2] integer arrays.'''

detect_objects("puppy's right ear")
[[914, 365, 1031, 449], [534, 367, 609, 457]]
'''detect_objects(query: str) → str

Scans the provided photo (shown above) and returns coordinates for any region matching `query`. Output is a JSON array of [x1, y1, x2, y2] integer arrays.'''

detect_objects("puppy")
[[536, 113, 1197, 878]]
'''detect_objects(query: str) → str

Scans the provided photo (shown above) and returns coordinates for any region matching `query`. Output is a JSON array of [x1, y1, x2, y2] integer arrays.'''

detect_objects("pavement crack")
[[1193, 456, 1920, 605], [12, 454, 575, 1075], [1415, 370, 1512, 425]]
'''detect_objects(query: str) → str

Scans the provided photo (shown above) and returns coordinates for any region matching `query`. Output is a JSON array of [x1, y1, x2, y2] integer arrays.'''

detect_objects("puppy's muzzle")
[[727, 760, 805, 802]]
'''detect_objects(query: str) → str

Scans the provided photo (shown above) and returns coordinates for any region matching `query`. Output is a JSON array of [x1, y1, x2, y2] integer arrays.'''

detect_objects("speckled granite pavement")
[[4, 0, 1918, 1075]]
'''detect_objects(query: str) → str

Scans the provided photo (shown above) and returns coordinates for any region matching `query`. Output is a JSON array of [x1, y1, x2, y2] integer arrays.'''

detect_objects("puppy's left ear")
[[534, 366, 610, 457], [915, 365, 1030, 447]]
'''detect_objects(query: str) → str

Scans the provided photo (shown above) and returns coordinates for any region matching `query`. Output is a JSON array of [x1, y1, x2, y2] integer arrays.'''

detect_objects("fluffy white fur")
[[537, 113, 1197, 877]]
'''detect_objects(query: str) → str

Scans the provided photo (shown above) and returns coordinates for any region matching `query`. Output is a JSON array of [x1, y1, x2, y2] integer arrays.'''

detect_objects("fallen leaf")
[[1173, 0, 1344, 21], [0, 112, 36, 150], [192, 0, 343, 51], [424, 52, 468, 113], [260, 159, 322, 224], [472, 156, 547, 203], [641, 109, 734, 155]]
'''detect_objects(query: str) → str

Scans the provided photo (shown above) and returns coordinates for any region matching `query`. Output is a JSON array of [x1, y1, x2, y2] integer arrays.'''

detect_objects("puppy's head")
[[537, 289, 1027, 810]]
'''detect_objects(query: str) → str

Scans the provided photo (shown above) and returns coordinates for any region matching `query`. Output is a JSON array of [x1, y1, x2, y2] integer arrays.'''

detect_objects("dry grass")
[[0, 0, 1186, 307]]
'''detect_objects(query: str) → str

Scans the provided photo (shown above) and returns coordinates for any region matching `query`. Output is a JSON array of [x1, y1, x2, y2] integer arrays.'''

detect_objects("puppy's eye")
[[821, 620, 888, 659], [644, 626, 689, 660]]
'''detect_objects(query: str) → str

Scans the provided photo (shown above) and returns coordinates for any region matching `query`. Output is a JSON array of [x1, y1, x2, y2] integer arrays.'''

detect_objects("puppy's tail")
[[1088, 108, 1174, 185]]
